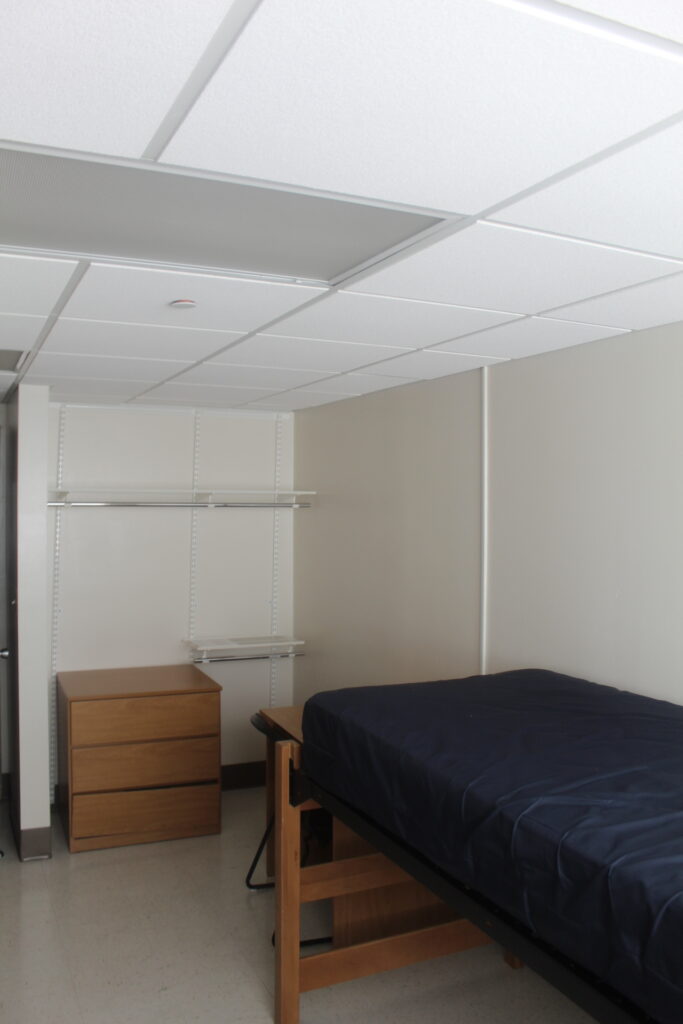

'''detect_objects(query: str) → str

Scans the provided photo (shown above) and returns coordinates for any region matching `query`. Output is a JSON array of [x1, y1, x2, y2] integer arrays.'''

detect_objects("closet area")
[[47, 402, 306, 797]]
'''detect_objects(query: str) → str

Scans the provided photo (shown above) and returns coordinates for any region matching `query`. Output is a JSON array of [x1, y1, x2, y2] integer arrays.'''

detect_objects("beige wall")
[[485, 322, 683, 704], [293, 373, 482, 703], [294, 320, 683, 710]]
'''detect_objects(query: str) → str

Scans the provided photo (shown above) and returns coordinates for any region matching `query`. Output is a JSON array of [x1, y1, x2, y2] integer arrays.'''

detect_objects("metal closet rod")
[[48, 500, 312, 509], [192, 652, 303, 664]]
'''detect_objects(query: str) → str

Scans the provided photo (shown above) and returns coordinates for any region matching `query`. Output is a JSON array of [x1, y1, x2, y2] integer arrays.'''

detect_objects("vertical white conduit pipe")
[[269, 415, 284, 707], [479, 367, 490, 676], [188, 410, 201, 645], [49, 404, 67, 799]]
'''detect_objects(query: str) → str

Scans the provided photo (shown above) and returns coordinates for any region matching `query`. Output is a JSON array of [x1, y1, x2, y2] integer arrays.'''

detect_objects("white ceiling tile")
[[349, 223, 680, 313], [212, 335, 407, 373], [549, 273, 683, 330], [498, 121, 683, 258], [47, 396, 136, 406], [62, 264, 325, 333], [0, 0, 230, 156], [306, 372, 420, 395], [26, 376, 150, 399], [0, 313, 49, 349], [177, 363, 328, 389], [141, 382, 275, 406], [264, 291, 518, 348], [433, 316, 628, 359], [0, 371, 18, 394], [163, 0, 683, 212], [27, 352, 189, 383], [557, 1, 683, 43], [0, 253, 77, 315], [43, 318, 243, 361], [365, 350, 503, 380], [246, 391, 359, 411]]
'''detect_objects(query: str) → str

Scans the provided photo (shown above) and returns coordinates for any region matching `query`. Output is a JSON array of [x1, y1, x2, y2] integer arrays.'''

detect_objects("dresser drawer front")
[[70, 692, 219, 745], [71, 737, 219, 793], [72, 784, 220, 839]]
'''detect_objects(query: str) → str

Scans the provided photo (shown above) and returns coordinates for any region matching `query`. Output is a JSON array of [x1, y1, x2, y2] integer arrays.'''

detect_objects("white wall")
[[0, 404, 9, 777], [485, 323, 683, 705], [293, 373, 482, 704], [48, 403, 295, 765], [13, 385, 51, 834]]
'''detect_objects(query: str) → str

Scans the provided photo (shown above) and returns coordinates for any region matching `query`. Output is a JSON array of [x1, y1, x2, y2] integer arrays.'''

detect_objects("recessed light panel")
[[1, 148, 440, 281]]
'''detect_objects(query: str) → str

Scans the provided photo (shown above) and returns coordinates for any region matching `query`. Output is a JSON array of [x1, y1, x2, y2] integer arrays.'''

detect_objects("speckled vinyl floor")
[[0, 789, 592, 1023]]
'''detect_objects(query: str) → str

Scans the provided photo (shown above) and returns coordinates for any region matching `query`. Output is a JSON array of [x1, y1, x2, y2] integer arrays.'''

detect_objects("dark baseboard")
[[221, 760, 266, 790]]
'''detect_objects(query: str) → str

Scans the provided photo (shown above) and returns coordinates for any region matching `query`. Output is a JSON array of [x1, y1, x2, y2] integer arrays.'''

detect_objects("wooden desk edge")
[[259, 705, 304, 744]]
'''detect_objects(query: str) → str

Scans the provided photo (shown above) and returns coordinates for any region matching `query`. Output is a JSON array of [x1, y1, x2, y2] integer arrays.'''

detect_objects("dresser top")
[[57, 664, 221, 700]]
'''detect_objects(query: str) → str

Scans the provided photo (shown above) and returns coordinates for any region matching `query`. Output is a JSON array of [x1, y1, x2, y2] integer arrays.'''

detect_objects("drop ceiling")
[[2, 0, 683, 411]]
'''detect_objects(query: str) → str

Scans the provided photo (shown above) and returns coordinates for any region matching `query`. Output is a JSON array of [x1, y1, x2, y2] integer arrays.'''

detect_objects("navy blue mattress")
[[301, 669, 683, 1024]]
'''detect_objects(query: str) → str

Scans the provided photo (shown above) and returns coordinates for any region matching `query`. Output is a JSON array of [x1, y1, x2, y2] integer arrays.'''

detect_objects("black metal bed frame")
[[291, 764, 655, 1024]]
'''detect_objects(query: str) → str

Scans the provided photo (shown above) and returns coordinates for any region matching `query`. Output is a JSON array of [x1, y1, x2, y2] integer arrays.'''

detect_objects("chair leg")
[[245, 814, 275, 890]]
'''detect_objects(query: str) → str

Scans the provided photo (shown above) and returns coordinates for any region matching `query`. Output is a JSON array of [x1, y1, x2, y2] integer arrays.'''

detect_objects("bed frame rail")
[[275, 739, 653, 1024], [274, 740, 492, 1024], [290, 741, 656, 1024]]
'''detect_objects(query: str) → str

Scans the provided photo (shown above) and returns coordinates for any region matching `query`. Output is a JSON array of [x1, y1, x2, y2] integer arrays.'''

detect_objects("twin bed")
[[274, 668, 683, 1023]]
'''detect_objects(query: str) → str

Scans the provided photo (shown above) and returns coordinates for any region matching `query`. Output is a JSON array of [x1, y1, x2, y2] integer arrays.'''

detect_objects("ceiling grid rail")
[[141, 0, 267, 162], [5, 1, 683, 407]]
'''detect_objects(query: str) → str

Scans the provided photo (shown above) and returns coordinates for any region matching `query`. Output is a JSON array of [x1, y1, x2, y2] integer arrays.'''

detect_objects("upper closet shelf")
[[187, 635, 305, 663], [48, 488, 315, 509]]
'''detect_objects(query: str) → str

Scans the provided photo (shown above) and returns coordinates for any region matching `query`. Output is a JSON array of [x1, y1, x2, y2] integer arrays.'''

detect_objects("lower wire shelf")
[[187, 635, 305, 664]]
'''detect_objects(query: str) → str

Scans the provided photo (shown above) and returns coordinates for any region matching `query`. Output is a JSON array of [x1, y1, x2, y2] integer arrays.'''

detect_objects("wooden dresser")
[[57, 664, 222, 852]]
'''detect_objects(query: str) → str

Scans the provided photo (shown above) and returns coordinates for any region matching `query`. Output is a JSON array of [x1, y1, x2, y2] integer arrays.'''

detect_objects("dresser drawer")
[[71, 736, 219, 793], [70, 692, 219, 745], [72, 783, 221, 839]]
